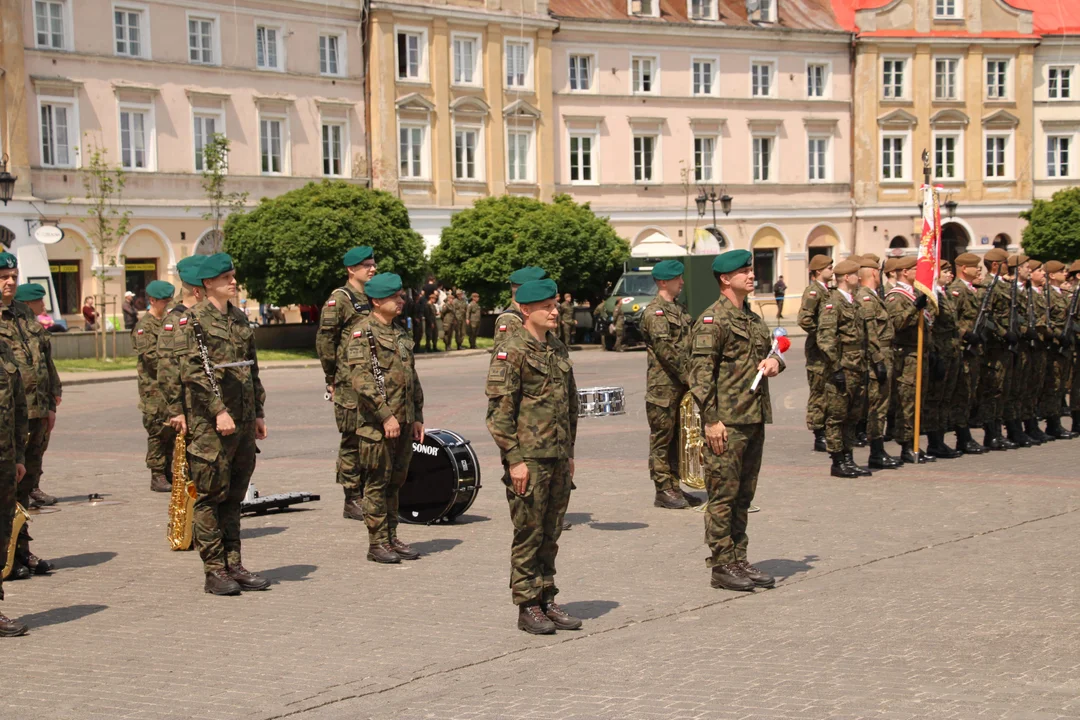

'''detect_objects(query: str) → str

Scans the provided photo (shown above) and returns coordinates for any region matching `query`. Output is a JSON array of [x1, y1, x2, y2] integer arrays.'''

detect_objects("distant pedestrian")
[[82, 296, 99, 331], [122, 291, 139, 329], [774, 276, 787, 320]]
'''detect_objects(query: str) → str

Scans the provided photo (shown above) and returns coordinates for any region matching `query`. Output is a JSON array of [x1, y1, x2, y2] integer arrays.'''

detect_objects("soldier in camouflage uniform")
[[466, 292, 482, 349], [560, 293, 576, 347], [1040, 261, 1077, 439], [166, 253, 270, 596], [440, 293, 458, 351], [640, 260, 695, 509], [948, 253, 988, 454], [1002, 254, 1034, 447], [1023, 261, 1052, 444], [612, 297, 626, 352], [688, 250, 783, 593], [452, 290, 468, 349], [159, 257, 206, 443], [0, 324, 29, 636], [856, 255, 901, 469], [492, 266, 547, 352], [1070, 261, 1080, 432], [485, 278, 580, 635], [316, 246, 376, 520], [885, 256, 934, 465], [132, 280, 178, 492], [924, 261, 963, 459], [344, 273, 424, 564], [797, 254, 834, 452], [975, 248, 1014, 450]]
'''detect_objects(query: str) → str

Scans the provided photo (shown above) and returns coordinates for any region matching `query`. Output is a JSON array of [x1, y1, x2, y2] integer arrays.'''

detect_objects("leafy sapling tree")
[[199, 133, 248, 254]]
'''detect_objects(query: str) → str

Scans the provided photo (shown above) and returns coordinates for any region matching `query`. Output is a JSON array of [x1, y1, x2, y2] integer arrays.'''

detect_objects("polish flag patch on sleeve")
[[137, 329, 144, 335], [809, 291, 818, 297], [327, 299, 336, 307], [164, 324, 174, 331], [496, 351, 508, 360], [825, 304, 834, 310], [861, 296, 870, 302], [353, 331, 364, 338], [952, 290, 960, 296], [179, 317, 188, 326], [498, 325, 508, 332], [655, 309, 664, 316], [703, 316, 714, 324]]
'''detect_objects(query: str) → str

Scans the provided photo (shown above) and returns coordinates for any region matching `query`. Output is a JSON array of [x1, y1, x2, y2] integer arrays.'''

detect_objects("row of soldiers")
[[799, 250, 1080, 478]]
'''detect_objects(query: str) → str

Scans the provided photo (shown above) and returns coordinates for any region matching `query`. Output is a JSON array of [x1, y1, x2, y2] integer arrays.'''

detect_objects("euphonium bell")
[[679, 391, 705, 490]]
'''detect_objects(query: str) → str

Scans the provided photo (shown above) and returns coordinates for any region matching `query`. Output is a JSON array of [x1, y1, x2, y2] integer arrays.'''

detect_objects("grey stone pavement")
[[4, 340, 1080, 720]]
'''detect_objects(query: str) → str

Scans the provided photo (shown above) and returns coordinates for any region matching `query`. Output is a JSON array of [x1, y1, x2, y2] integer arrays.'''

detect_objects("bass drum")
[[399, 429, 481, 525]]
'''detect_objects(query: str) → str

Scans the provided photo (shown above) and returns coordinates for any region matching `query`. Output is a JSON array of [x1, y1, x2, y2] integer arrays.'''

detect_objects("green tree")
[[198, 133, 248, 254], [431, 194, 629, 308], [224, 181, 426, 306], [1021, 187, 1080, 261]]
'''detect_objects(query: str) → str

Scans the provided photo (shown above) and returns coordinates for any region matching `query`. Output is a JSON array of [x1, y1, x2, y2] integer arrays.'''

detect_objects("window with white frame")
[[752, 136, 773, 181], [256, 25, 283, 71], [690, 0, 714, 20], [807, 63, 828, 98], [935, 0, 960, 18], [506, 41, 531, 89], [693, 58, 716, 96], [452, 35, 479, 86], [39, 101, 74, 168], [934, 133, 960, 180], [320, 34, 343, 76], [569, 133, 595, 183], [188, 16, 216, 64], [322, 123, 345, 177], [396, 29, 425, 81], [259, 116, 285, 174], [34, 1, 66, 50], [569, 54, 592, 91], [935, 58, 959, 100], [633, 134, 656, 183], [114, 6, 145, 58], [119, 106, 151, 170], [694, 136, 716, 182], [986, 59, 1009, 99], [507, 130, 533, 183], [883, 58, 906, 99], [808, 136, 828, 181], [757, 0, 776, 22], [1049, 66, 1072, 100], [193, 113, 222, 173], [1047, 136, 1070, 178], [984, 133, 1009, 179], [399, 124, 426, 179], [881, 134, 907, 180], [454, 127, 480, 181], [631, 0, 657, 17], [752, 61, 773, 97], [632, 56, 657, 94]]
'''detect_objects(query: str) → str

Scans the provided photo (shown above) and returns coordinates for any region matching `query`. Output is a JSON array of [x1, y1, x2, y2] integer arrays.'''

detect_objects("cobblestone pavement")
[[4, 341, 1079, 720]]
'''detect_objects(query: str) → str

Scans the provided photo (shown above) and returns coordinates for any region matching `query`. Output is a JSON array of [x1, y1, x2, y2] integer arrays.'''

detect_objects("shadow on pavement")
[[240, 526, 287, 540], [560, 600, 620, 619], [50, 552, 118, 570], [590, 522, 648, 531], [450, 514, 489, 524], [756, 555, 820, 582], [409, 538, 463, 555], [262, 564, 318, 583], [564, 512, 593, 525], [18, 604, 108, 628]]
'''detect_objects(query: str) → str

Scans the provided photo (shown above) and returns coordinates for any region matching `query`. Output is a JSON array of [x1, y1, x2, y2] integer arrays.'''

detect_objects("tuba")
[[3, 503, 30, 580], [679, 391, 705, 490], [167, 432, 197, 551]]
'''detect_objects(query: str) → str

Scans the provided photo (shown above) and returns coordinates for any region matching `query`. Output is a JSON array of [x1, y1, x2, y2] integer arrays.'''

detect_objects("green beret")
[[146, 280, 176, 300], [343, 246, 374, 267], [516, 278, 558, 304], [712, 249, 752, 275], [651, 260, 684, 281], [365, 272, 402, 299], [0, 251, 16, 270], [509, 266, 547, 285], [176, 256, 205, 286], [14, 283, 45, 302], [196, 253, 234, 281]]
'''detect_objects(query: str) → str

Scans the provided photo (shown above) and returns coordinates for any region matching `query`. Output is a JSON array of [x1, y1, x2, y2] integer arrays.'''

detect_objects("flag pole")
[[913, 150, 930, 457]]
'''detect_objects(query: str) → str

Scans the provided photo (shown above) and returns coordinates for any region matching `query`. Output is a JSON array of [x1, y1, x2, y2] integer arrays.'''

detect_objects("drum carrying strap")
[[366, 329, 387, 398]]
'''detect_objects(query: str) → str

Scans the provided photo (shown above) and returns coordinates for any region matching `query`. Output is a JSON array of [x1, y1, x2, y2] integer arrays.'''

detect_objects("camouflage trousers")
[[1024, 349, 1047, 419], [19, 418, 51, 505], [1041, 351, 1069, 418], [951, 353, 981, 429], [334, 405, 364, 500], [189, 422, 257, 573], [923, 351, 959, 434], [646, 401, 680, 492], [824, 368, 866, 454], [866, 351, 891, 440], [443, 322, 462, 350], [613, 318, 625, 351], [142, 413, 176, 474], [505, 458, 572, 606], [975, 346, 1011, 426], [1003, 349, 1027, 422], [468, 323, 480, 349], [805, 367, 826, 432], [703, 423, 763, 568], [891, 348, 927, 444], [0, 464, 14, 601], [359, 434, 413, 545], [561, 323, 574, 347], [1073, 353, 1080, 412]]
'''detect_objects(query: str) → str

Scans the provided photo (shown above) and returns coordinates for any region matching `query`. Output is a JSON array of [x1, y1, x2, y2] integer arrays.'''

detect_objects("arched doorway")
[[751, 226, 785, 293], [889, 235, 909, 249], [941, 222, 969, 265], [0, 226, 14, 249], [993, 233, 1010, 250]]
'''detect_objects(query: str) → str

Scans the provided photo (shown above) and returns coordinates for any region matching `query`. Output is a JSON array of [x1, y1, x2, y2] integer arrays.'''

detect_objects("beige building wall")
[[1033, 37, 1080, 200]]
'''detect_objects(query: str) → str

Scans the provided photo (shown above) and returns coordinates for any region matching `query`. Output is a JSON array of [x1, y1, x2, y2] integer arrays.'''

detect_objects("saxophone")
[[3, 503, 29, 579], [166, 432, 196, 551], [679, 391, 705, 490]]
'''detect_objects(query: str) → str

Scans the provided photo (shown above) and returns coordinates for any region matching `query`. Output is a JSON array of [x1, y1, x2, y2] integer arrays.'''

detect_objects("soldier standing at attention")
[[492, 266, 547, 352], [1070, 261, 1080, 432], [688, 250, 783, 592], [798, 255, 834, 452], [817, 259, 871, 478], [612, 297, 626, 352], [345, 273, 424, 565], [641, 260, 696, 509], [486, 278, 580, 635], [158, 257, 206, 436], [133, 280, 178, 492], [0, 332, 28, 636], [424, 292, 438, 352], [167, 253, 270, 596], [441, 292, 458, 351], [856, 255, 901, 469], [1041, 261, 1077, 439], [886, 256, 934, 464], [1023, 260, 1052, 444], [466, 292, 482, 349], [560, 293, 576, 347], [316, 246, 376, 521], [948, 253, 988, 454], [975, 248, 1014, 450], [923, 261, 963, 459], [1001, 254, 1034, 447]]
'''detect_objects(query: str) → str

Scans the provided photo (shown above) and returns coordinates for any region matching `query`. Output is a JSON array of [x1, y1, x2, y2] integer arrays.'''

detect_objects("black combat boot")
[[813, 429, 827, 453], [1024, 418, 1047, 445], [1006, 420, 1032, 448], [1073, 412, 1080, 435], [1034, 418, 1055, 442], [843, 451, 872, 477], [710, 563, 756, 591], [997, 421, 1018, 449], [983, 424, 1005, 450], [927, 432, 962, 459], [518, 603, 556, 634], [830, 452, 860, 478], [868, 438, 902, 469], [1047, 415, 1078, 440], [956, 427, 986, 454], [855, 421, 868, 448], [900, 442, 935, 464]]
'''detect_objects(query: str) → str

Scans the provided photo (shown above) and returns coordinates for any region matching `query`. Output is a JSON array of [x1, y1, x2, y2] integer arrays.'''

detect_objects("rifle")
[[1061, 286, 1080, 356], [1007, 270, 1020, 354], [1026, 284, 1037, 350], [966, 273, 998, 354]]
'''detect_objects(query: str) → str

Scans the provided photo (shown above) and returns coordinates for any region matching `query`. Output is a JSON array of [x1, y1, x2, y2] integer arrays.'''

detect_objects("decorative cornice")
[[396, 92, 436, 112], [877, 108, 918, 127]]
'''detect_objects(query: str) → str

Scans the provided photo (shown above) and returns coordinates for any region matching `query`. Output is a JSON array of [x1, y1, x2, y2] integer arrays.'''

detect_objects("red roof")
[[551, 0, 847, 31], [830, 0, 1079, 36]]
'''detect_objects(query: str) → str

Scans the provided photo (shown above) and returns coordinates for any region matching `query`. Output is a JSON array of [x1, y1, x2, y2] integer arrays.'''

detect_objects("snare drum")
[[399, 429, 481, 524], [577, 386, 626, 417]]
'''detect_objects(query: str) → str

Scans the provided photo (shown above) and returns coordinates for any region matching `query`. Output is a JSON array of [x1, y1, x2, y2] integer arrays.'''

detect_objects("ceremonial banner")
[[914, 182, 942, 309]]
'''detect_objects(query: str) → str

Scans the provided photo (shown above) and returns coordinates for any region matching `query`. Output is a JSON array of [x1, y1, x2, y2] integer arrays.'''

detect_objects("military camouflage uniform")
[[817, 289, 866, 454], [466, 300, 482, 349], [688, 296, 783, 569], [948, 278, 982, 431], [1003, 279, 1031, 425], [486, 328, 577, 606], [316, 285, 370, 501], [613, 300, 626, 351], [441, 297, 458, 350], [492, 309, 524, 353], [885, 284, 929, 445], [346, 317, 424, 544], [924, 285, 960, 435], [856, 285, 893, 441], [452, 296, 467, 349], [0, 339, 27, 601], [560, 302, 576, 346], [133, 311, 175, 476], [1023, 283, 1049, 423], [975, 275, 1012, 428], [797, 281, 829, 431], [640, 295, 692, 493], [166, 300, 265, 573], [1042, 284, 1071, 419]]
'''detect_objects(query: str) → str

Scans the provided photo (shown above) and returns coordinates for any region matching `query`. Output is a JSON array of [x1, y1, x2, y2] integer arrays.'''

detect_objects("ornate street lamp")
[[720, 193, 733, 216], [944, 199, 958, 219], [0, 154, 16, 206]]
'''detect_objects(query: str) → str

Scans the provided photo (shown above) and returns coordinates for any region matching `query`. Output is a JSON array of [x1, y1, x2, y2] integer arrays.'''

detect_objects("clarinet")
[[190, 317, 222, 399], [366, 329, 387, 398]]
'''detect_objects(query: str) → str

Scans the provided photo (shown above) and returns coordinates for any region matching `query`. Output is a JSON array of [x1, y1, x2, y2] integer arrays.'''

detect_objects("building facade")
[[1031, 11, 1079, 202]]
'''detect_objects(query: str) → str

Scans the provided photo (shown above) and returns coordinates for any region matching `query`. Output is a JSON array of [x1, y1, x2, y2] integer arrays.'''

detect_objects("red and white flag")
[[915, 181, 942, 309]]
